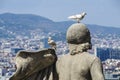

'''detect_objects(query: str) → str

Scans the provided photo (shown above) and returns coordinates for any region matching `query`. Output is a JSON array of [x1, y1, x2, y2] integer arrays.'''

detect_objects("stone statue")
[[56, 23, 105, 80], [10, 23, 104, 80], [10, 49, 58, 80]]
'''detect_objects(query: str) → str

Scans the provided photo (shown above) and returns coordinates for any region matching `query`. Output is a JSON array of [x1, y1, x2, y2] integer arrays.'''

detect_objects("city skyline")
[[0, 0, 120, 27]]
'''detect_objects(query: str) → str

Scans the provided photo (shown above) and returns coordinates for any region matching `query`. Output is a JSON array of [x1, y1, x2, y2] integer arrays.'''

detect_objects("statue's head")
[[66, 23, 92, 55]]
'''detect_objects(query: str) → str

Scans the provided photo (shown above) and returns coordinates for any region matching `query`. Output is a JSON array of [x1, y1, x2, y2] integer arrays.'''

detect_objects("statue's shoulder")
[[82, 52, 101, 63], [56, 54, 71, 64], [83, 52, 97, 58], [57, 54, 71, 60]]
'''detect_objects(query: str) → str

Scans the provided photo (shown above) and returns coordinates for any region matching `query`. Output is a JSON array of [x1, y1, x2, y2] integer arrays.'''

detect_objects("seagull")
[[68, 12, 87, 23], [48, 37, 56, 50]]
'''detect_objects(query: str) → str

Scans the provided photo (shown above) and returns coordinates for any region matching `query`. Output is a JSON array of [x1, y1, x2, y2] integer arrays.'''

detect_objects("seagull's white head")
[[48, 37, 52, 40], [81, 12, 87, 16]]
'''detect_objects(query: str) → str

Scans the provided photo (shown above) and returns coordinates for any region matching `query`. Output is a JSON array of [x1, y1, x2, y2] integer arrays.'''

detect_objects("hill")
[[0, 13, 120, 38]]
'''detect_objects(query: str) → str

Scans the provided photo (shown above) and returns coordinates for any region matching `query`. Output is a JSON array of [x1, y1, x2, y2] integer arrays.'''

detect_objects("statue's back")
[[56, 52, 104, 80]]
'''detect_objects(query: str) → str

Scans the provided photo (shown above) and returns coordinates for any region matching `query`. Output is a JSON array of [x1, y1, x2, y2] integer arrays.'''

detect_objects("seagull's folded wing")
[[68, 15, 76, 19], [76, 14, 82, 18]]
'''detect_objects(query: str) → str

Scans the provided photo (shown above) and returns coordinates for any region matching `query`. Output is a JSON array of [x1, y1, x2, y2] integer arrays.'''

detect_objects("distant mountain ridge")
[[0, 13, 120, 38]]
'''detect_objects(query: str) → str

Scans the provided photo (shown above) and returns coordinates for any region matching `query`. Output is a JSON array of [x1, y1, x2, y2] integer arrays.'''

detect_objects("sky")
[[0, 0, 120, 27]]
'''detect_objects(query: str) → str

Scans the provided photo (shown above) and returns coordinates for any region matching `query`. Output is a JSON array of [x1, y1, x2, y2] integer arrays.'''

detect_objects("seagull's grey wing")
[[68, 15, 76, 19]]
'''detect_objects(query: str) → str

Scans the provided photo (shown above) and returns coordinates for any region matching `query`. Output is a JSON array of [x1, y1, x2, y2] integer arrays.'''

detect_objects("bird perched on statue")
[[48, 37, 56, 50], [68, 12, 87, 23]]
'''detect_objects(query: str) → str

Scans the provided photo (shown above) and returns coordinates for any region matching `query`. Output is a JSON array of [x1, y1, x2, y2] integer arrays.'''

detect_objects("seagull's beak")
[[82, 12, 87, 15]]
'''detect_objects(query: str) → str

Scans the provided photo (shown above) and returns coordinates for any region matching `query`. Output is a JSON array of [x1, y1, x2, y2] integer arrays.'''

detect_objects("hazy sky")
[[0, 0, 120, 27]]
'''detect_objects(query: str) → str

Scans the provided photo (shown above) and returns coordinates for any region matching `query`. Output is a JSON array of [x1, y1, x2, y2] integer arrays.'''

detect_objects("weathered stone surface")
[[66, 23, 91, 44], [66, 23, 92, 55], [56, 52, 104, 80], [10, 48, 58, 80]]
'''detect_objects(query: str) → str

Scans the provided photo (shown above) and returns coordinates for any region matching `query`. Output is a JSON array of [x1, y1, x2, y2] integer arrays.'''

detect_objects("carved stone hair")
[[66, 23, 92, 55], [68, 42, 92, 55]]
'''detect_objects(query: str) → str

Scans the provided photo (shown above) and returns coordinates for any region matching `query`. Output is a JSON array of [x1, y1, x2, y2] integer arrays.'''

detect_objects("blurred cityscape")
[[0, 13, 120, 80], [0, 31, 120, 80]]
